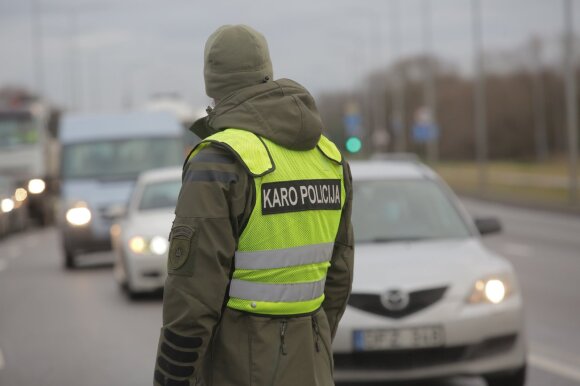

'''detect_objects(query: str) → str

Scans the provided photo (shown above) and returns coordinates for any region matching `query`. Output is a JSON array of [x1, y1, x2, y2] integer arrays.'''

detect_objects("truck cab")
[[0, 101, 59, 226]]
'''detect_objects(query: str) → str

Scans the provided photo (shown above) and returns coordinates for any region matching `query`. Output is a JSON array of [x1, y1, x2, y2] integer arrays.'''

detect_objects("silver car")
[[112, 167, 181, 297], [333, 160, 526, 386]]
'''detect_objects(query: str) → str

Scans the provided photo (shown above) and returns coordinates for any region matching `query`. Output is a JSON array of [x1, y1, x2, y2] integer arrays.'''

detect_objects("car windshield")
[[62, 137, 183, 180], [0, 115, 39, 148], [138, 180, 181, 211], [352, 179, 471, 243]]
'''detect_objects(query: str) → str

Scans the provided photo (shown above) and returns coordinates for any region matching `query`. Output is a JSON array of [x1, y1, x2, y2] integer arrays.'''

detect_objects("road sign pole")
[[389, 0, 406, 152], [472, 0, 488, 191], [422, 0, 438, 162], [564, 0, 579, 205]]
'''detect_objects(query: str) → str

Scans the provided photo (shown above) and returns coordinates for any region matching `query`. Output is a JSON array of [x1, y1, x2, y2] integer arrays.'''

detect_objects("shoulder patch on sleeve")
[[167, 225, 197, 274]]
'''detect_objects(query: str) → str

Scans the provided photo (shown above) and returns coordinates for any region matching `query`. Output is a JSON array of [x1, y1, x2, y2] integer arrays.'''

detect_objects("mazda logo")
[[380, 289, 410, 311]]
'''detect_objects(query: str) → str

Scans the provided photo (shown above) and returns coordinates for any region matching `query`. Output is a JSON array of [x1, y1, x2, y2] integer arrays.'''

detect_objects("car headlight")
[[14, 188, 28, 202], [28, 178, 46, 194], [128, 235, 168, 255], [1, 198, 15, 213], [129, 236, 147, 253], [65, 204, 92, 226], [467, 275, 513, 304], [150, 236, 168, 255]]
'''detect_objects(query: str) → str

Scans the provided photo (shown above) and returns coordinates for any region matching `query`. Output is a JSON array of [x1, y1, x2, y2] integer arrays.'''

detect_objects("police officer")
[[154, 24, 354, 386]]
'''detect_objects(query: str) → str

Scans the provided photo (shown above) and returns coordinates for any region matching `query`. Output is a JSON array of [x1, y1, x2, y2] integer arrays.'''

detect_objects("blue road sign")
[[343, 114, 362, 136], [412, 123, 439, 143]]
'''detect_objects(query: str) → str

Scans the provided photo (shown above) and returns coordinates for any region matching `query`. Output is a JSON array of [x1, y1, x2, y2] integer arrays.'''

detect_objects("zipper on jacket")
[[312, 316, 321, 352], [280, 320, 288, 356]]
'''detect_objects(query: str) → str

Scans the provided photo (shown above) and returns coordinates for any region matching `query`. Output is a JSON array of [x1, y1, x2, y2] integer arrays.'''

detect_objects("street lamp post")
[[389, 0, 406, 153], [564, 0, 579, 205], [472, 0, 488, 191], [30, 0, 44, 98], [422, 0, 438, 162]]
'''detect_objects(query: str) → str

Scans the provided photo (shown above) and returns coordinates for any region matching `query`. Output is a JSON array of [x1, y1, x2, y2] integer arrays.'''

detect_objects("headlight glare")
[[468, 276, 511, 304], [65, 206, 91, 226], [485, 279, 506, 304], [15, 188, 28, 202], [1, 198, 15, 213], [150, 236, 168, 255], [28, 178, 46, 194], [129, 236, 147, 254], [128, 235, 168, 255]]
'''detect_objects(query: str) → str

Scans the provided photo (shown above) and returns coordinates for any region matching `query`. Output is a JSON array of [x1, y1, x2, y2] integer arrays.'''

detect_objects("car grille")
[[334, 334, 518, 371], [348, 286, 447, 319]]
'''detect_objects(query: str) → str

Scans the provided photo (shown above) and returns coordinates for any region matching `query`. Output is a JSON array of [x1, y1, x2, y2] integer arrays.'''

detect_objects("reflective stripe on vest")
[[234, 242, 334, 270], [190, 128, 344, 316], [229, 277, 326, 302]]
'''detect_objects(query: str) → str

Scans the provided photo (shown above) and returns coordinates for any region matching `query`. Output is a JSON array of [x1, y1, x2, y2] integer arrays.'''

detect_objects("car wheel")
[[64, 249, 76, 269], [485, 364, 526, 386]]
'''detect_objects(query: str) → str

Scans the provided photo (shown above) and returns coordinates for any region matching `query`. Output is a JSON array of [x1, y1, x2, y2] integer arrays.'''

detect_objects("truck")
[[0, 89, 60, 226]]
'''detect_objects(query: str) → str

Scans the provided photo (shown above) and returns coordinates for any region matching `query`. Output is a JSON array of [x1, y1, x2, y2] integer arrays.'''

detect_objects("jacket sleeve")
[[153, 144, 251, 386], [322, 160, 354, 341]]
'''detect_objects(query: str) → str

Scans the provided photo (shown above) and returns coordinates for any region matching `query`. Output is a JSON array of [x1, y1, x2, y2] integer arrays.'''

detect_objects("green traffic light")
[[345, 136, 362, 153]]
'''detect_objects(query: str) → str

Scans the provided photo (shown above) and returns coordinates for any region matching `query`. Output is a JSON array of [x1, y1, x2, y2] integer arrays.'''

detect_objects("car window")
[[138, 180, 181, 211], [352, 179, 471, 243], [62, 137, 183, 180]]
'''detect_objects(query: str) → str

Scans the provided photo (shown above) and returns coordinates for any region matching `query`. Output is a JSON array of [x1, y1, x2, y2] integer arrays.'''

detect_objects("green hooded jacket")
[[153, 29, 353, 386]]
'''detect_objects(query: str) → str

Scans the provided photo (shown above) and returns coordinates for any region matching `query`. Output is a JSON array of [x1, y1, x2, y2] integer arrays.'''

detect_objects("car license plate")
[[353, 326, 445, 351]]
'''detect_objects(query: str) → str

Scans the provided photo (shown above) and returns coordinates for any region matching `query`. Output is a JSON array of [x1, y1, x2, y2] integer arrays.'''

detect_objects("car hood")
[[122, 209, 174, 239], [62, 179, 135, 211], [352, 238, 513, 298]]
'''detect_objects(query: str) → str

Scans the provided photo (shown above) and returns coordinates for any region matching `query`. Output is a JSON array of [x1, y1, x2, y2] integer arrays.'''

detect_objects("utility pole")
[[30, 0, 44, 97], [68, 9, 80, 111], [531, 36, 549, 162], [422, 0, 438, 162], [564, 0, 579, 205], [389, 0, 406, 152], [90, 54, 102, 112], [370, 12, 388, 153], [472, 0, 488, 191]]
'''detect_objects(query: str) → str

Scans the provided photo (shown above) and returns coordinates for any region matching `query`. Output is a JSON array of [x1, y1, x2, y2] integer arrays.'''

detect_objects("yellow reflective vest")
[[190, 128, 345, 316]]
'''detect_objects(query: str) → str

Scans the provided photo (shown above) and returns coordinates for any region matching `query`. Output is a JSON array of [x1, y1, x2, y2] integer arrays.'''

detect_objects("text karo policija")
[[261, 179, 341, 214]]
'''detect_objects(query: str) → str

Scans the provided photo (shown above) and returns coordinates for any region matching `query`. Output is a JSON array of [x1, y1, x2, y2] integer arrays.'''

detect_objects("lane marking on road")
[[529, 352, 580, 382], [0, 347, 5, 370], [500, 242, 533, 258]]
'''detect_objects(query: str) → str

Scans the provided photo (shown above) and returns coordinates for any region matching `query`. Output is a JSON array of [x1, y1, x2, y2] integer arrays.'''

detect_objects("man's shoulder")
[[182, 143, 249, 183], [187, 143, 239, 166]]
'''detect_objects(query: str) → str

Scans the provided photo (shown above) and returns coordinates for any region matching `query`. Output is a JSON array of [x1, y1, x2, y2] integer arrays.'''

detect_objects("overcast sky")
[[0, 0, 577, 112]]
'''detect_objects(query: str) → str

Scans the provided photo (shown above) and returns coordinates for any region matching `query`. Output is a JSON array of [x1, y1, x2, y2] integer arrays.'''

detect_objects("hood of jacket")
[[191, 78, 324, 151]]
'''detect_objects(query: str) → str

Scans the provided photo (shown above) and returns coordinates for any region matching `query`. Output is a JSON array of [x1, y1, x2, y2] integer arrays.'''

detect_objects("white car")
[[112, 167, 181, 297], [333, 160, 526, 386]]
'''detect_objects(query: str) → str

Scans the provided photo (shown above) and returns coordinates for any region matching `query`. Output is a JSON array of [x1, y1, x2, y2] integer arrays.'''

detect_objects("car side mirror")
[[474, 217, 502, 236], [103, 204, 127, 221]]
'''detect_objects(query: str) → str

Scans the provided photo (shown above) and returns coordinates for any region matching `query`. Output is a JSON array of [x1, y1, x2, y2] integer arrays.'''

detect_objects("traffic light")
[[345, 136, 362, 154]]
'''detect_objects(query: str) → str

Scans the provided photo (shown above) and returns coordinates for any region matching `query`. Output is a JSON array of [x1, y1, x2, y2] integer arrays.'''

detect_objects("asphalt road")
[[0, 198, 579, 386]]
